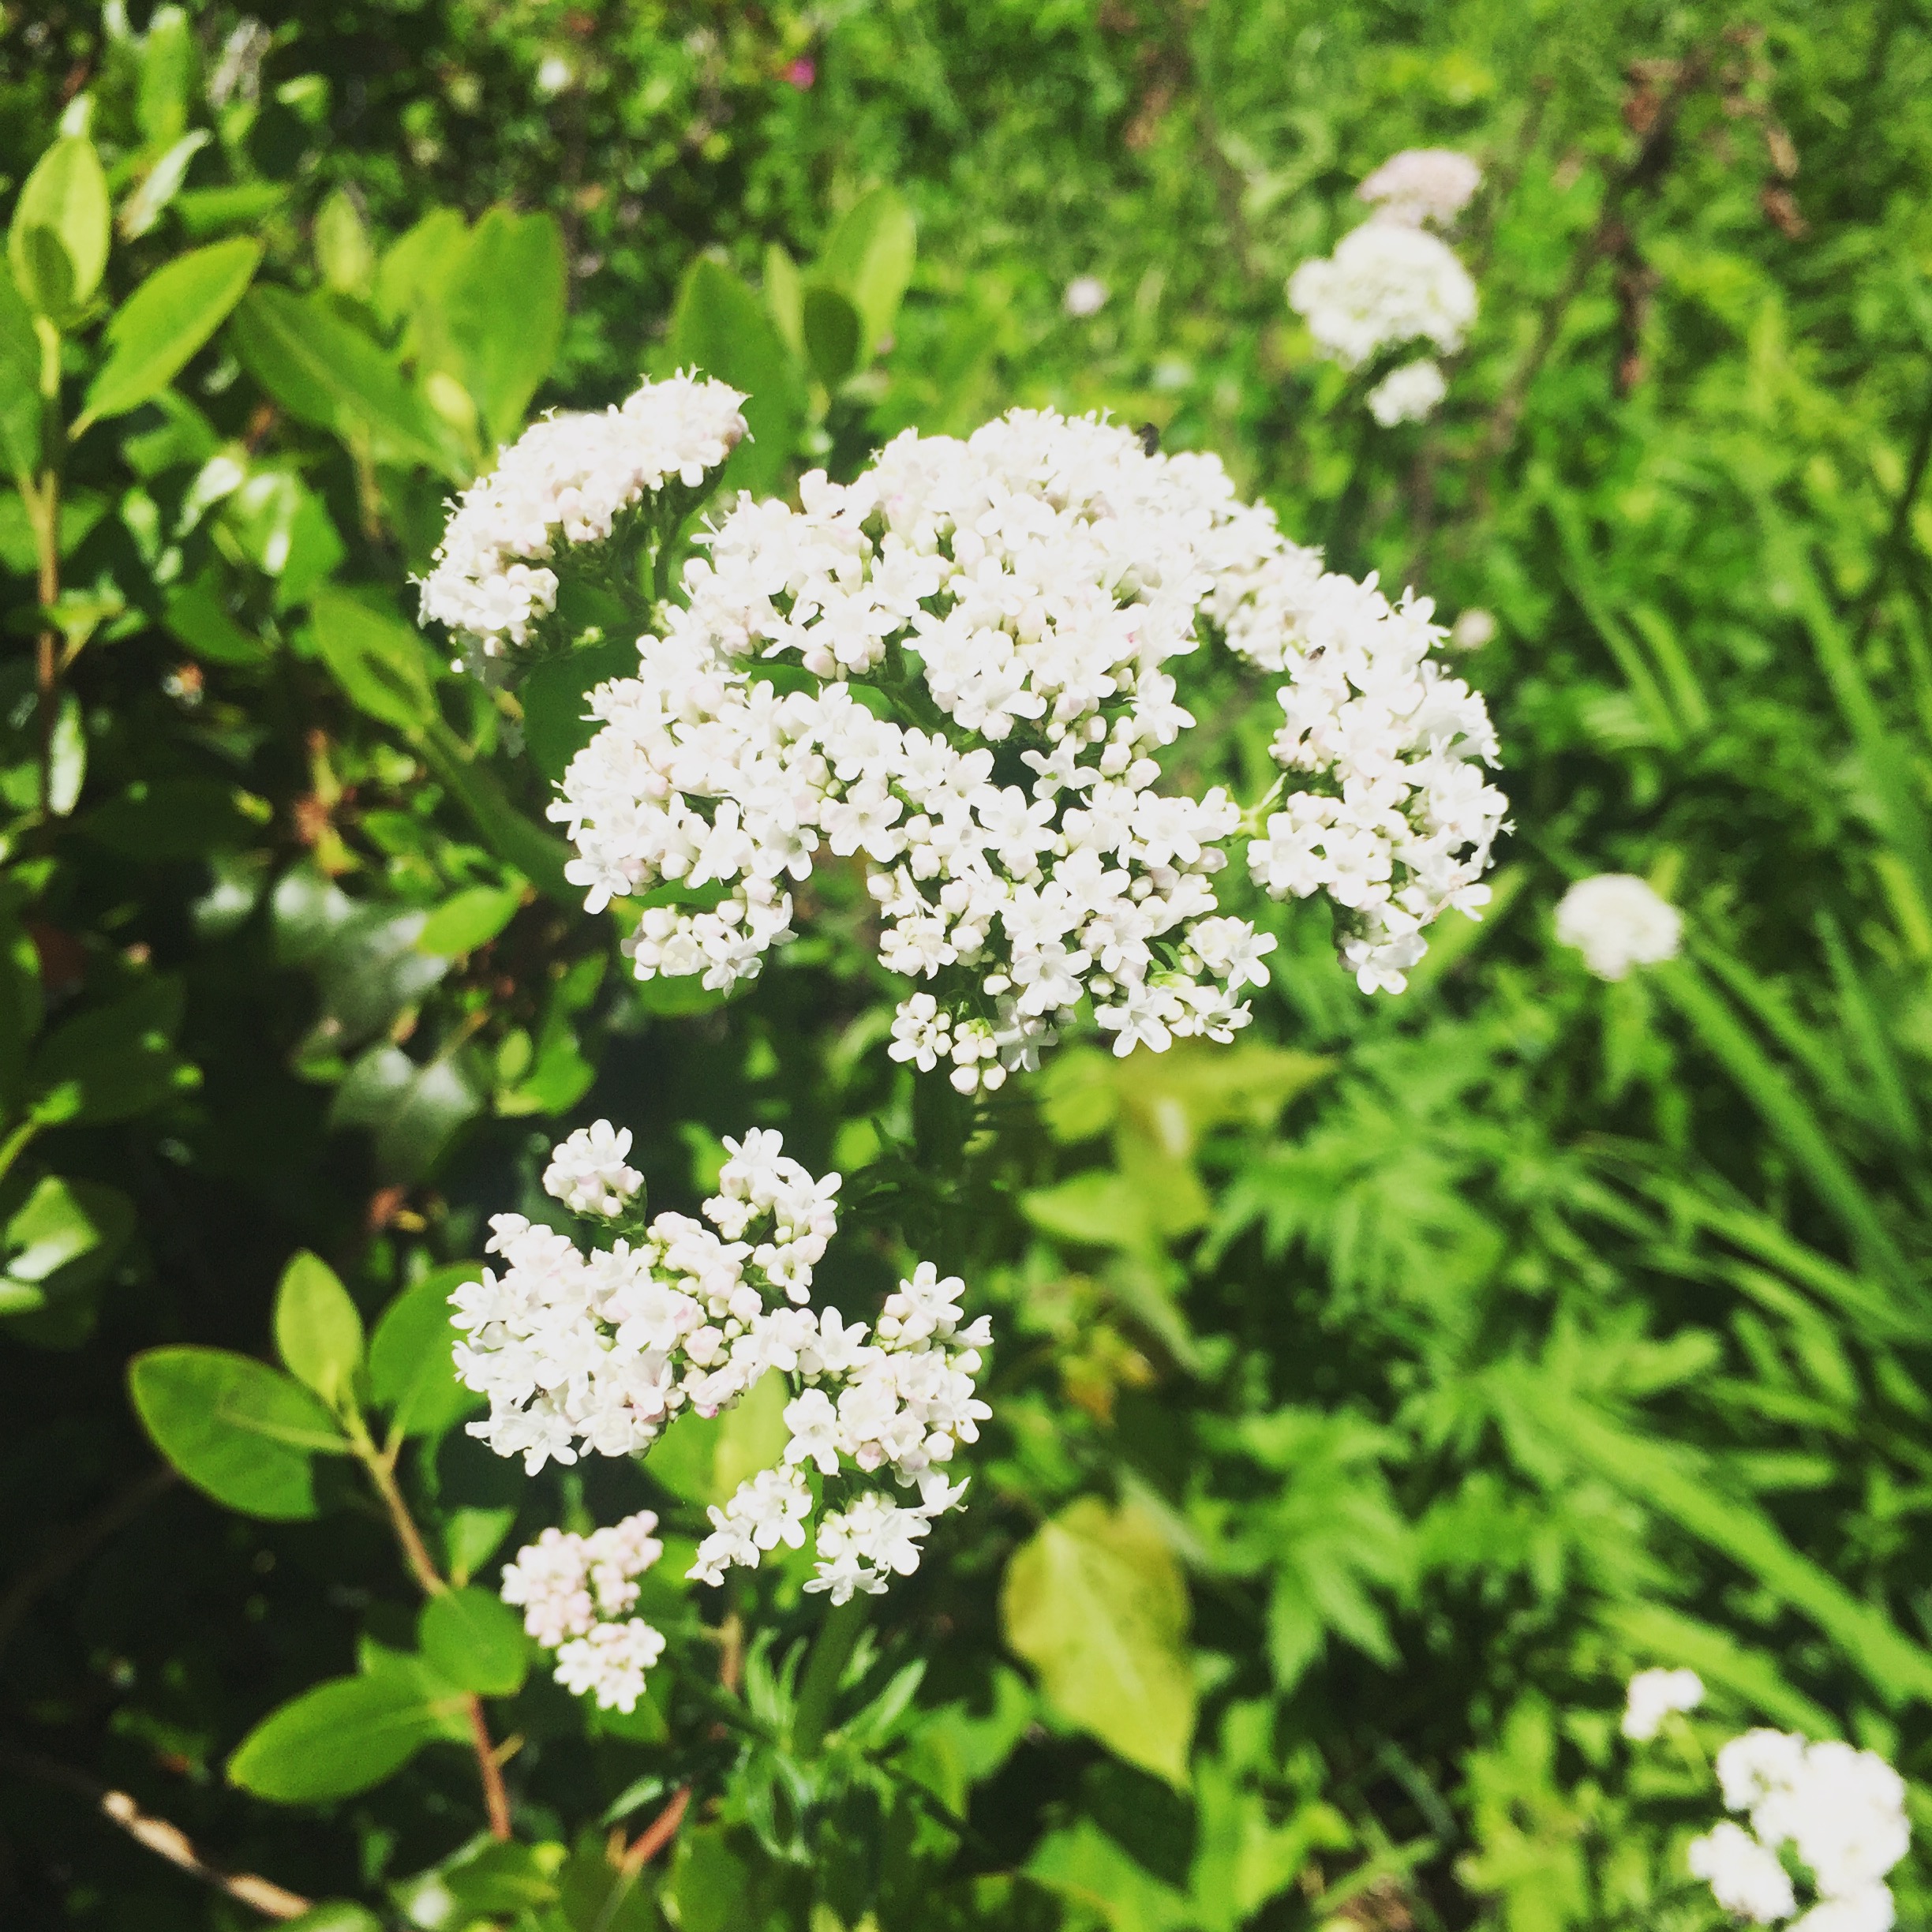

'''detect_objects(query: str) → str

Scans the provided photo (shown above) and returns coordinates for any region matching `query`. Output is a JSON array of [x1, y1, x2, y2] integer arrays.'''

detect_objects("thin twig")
[[344, 1419, 513, 1839], [0, 1743, 312, 1921], [0, 1466, 177, 1659], [620, 1785, 691, 1874]]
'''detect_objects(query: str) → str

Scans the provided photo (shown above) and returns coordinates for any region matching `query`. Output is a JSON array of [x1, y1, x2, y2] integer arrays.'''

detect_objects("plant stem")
[[345, 1419, 514, 1840], [0, 1116, 41, 1187], [1, 1743, 313, 1921], [792, 1595, 867, 1758], [620, 1784, 691, 1874], [24, 470, 60, 818]]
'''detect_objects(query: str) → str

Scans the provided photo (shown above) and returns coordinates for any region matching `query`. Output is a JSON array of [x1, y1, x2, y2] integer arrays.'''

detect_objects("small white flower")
[[1622, 1666, 1703, 1741], [1288, 223, 1477, 369], [1367, 358, 1447, 427], [1450, 607, 1497, 650], [1357, 148, 1483, 228], [1689, 1821, 1798, 1924], [1555, 874, 1683, 980], [1063, 275, 1108, 318], [543, 1120, 644, 1216]]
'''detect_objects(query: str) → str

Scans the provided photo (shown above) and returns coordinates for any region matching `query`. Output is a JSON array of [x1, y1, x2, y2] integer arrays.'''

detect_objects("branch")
[[0, 1744, 312, 1922], [620, 1785, 691, 1874], [1477, 50, 1712, 467]]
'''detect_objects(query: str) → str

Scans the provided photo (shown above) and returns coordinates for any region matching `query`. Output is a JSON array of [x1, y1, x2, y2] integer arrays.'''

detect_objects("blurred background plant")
[[4, 2, 1932, 1929]]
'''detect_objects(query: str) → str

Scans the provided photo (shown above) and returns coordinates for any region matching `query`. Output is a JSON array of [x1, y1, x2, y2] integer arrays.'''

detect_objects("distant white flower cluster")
[[1621, 1664, 1703, 1740], [418, 374, 747, 661], [500, 1512, 665, 1713], [1357, 148, 1484, 228], [1367, 357, 1448, 426], [1555, 872, 1683, 980], [452, 1121, 989, 1607], [1691, 1726, 1911, 1930], [549, 407, 1503, 1054], [1290, 148, 1481, 424], [1289, 223, 1477, 373]]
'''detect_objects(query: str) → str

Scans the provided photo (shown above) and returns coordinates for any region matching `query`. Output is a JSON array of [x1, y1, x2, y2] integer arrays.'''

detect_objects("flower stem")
[[792, 1595, 867, 1758]]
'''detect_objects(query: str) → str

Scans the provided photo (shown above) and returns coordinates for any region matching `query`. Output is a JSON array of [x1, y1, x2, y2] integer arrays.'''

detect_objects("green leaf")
[[315, 189, 375, 299], [331, 1043, 482, 1182], [77, 238, 262, 431], [417, 883, 523, 958], [646, 1368, 791, 1506], [129, 1346, 348, 1520], [0, 268, 43, 484], [304, 586, 438, 733], [162, 575, 271, 666], [227, 286, 462, 479], [9, 136, 110, 317], [135, 6, 196, 148], [519, 637, 637, 784], [0, 1175, 134, 1345], [273, 1251, 365, 1408], [0, 902, 42, 1114], [368, 1264, 483, 1439], [28, 976, 190, 1125], [815, 185, 916, 358], [281, 1907, 384, 1932], [1002, 1498, 1196, 1785], [419, 1584, 528, 1696], [227, 1663, 469, 1802], [670, 258, 806, 496], [438, 206, 567, 447], [801, 284, 862, 391], [118, 129, 209, 242], [80, 777, 257, 861]]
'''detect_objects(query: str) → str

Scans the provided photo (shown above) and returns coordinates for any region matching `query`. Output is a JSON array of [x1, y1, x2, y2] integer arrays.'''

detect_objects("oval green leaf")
[[227, 1668, 464, 1802], [273, 1250, 365, 1408], [78, 237, 262, 431], [9, 135, 110, 316], [368, 1264, 484, 1439], [419, 1585, 528, 1697], [129, 1346, 348, 1520]]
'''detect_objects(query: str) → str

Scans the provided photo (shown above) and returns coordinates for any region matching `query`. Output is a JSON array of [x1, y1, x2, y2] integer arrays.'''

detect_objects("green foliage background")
[[3, 2, 1932, 1928]]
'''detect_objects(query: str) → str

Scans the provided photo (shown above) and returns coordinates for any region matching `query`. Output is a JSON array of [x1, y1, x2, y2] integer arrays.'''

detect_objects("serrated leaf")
[[77, 238, 261, 431], [274, 1251, 365, 1407], [1002, 1497, 1196, 1785], [129, 1346, 348, 1520], [419, 1584, 527, 1696]]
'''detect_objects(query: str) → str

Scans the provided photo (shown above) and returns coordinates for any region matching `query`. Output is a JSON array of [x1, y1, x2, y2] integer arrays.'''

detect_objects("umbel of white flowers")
[[1623, 1671, 1911, 1932], [421, 381, 1506, 1088], [1288, 148, 1482, 424], [455, 1119, 991, 1683], [1555, 872, 1683, 980]]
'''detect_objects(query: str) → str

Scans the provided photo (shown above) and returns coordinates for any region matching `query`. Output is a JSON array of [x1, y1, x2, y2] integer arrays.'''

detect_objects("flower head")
[[1288, 223, 1477, 369], [1555, 873, 1683, 980], [1357, 148, 1483, 228]]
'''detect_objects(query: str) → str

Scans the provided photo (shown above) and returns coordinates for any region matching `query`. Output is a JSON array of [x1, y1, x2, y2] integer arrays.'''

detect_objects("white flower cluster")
[[1555, 873, 1683, 980], [1367, 358, 1448, 427], [689, 1260, 990, 1604], [1357, 148, 1483, 228], [499, 1512, 666, 1713], [417, 374, 748, 660], [1685, 1728, 1911, 1931], [1287, 222, 1477, 375], [551, 409, 1503, 1054], [1621, 1664, 1703, 1741], [452, 1124, 990, 1605]]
